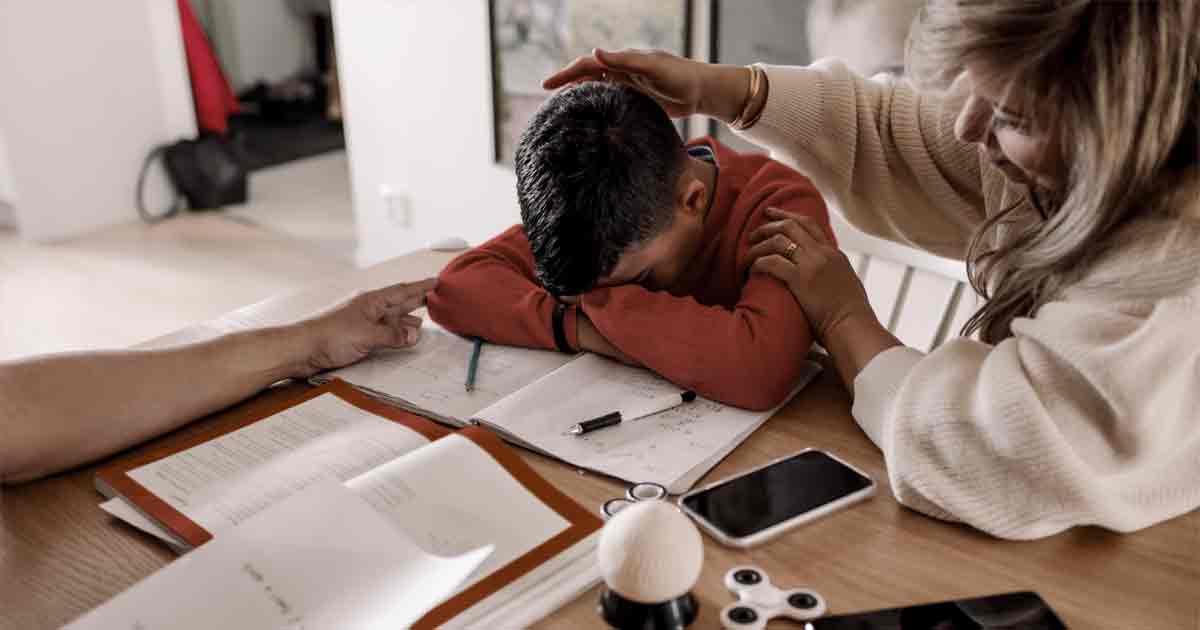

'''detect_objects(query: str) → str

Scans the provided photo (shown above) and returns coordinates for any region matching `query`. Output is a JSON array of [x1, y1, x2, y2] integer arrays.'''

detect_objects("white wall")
[[0, 129, 14, 203], [333, 0, 521, 264], [150, 1, 199, 140], [333, 0, 713, 265], [0, 0, 195, 241], [0, 128, 15, 228], [210, 0, 315, 92]]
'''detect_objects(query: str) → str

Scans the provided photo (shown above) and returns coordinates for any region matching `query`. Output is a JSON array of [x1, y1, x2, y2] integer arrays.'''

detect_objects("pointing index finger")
[[375, 278, 438, 312]]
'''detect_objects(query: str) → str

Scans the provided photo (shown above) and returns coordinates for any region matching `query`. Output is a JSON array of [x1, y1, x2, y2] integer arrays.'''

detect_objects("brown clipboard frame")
[[94, 378, 602, 628]]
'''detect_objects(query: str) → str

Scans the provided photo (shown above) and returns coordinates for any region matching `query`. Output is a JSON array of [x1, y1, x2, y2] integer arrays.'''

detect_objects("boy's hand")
[[577, 312, 641, 366]]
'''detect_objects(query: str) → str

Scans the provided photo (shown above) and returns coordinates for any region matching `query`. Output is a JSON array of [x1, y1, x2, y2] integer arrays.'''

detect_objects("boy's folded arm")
[[581, 182, 828, 410], [580, 277, 814, 411], [425, 227, 579, 351]]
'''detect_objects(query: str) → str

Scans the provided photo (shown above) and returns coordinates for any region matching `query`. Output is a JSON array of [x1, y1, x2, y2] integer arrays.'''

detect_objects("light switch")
[[379, 184, 412, 228]]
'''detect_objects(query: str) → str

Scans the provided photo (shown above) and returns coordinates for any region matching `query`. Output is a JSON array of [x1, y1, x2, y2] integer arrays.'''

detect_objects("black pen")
[[569, 390, 697, 436]]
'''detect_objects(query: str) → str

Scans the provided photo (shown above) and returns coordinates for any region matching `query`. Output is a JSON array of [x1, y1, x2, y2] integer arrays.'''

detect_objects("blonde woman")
[[544, 0, 1200, 539]]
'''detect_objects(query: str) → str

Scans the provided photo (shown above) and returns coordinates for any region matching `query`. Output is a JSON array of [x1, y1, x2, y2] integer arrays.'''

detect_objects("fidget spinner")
[[600, 481, 669, 519], [720, 565, 827, 629]]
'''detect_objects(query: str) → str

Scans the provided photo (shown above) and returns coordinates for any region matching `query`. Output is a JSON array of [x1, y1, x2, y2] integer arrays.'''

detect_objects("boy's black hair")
[[515, 81, 685, 296]]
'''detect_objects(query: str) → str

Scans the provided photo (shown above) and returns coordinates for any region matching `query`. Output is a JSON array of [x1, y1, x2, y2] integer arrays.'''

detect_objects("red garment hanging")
[[177, 0, 238, 134]]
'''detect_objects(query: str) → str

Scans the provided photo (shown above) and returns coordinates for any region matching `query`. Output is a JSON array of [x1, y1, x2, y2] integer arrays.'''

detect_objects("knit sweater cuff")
[[851, 346, 925, 450], [737, 63, 836, 168]]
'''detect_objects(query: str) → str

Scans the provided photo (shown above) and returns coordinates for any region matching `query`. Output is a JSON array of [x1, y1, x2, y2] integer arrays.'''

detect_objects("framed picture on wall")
[[488, 0, 691, 166]]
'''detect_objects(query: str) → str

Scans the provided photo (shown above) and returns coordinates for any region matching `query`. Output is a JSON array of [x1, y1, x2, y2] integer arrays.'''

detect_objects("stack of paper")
[[75, 481, 493, 629], [91, 382, 603, 628]]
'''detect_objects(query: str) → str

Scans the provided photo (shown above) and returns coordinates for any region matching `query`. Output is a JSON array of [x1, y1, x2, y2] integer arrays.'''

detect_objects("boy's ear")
[[678, 173, 708, 219]]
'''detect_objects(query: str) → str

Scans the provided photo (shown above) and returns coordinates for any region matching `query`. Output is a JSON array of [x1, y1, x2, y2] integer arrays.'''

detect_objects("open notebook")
[[314, 324, 823, 494], [94, 380, 603, 629]]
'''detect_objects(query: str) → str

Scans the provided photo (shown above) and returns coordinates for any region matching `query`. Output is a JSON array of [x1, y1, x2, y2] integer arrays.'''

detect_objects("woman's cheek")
[[998, 131, 1063, 189]]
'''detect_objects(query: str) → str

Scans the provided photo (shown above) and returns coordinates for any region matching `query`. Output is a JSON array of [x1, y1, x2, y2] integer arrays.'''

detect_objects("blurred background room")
[[0, 0, 925, 361]]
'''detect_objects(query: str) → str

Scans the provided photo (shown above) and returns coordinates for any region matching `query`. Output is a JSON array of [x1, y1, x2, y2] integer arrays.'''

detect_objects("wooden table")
[[3, 250, 1198, 630]]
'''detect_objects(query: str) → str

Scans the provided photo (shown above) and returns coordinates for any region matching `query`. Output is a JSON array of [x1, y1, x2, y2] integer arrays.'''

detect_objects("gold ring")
[[785, 241, 798, 261]]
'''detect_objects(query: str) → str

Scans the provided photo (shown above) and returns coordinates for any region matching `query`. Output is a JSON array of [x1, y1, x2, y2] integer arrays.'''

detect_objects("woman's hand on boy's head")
[[543, 48, 706, 119], [544, 48, 759, 125], [749, 208, 874, 344]]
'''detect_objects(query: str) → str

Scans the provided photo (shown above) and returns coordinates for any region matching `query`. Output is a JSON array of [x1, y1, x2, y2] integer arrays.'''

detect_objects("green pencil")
[[465, 338, 483, 392]]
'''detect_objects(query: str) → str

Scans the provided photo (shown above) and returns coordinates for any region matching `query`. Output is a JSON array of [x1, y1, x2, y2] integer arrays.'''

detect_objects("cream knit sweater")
[[739, 60, 1200, 539]]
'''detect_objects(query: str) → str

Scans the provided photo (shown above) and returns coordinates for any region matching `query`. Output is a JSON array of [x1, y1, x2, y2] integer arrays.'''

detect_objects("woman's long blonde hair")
[[907, 0, 1199, 343]]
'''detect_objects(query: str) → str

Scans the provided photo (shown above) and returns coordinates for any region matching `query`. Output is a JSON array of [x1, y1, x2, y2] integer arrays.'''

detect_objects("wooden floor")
[[223, 151, 357, 264], [0, 153, 357, 361]]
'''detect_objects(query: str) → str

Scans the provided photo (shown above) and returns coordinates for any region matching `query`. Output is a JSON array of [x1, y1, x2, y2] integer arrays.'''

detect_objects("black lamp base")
[[599, 588, 699, 630]]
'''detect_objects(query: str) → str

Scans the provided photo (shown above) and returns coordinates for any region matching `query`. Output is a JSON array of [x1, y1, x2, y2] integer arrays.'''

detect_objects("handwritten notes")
[[316, 325, 573, 424], [477, 353, 823, 493], [68, 481, 492, 630], [313, 324, 822, 494]]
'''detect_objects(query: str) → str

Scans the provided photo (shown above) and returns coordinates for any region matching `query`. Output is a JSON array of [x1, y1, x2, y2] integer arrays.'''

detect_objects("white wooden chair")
[[831, 215, 980, 351]]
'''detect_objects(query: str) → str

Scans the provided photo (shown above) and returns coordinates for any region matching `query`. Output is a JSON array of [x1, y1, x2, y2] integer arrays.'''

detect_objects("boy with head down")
[[428, 81, 833, 410]]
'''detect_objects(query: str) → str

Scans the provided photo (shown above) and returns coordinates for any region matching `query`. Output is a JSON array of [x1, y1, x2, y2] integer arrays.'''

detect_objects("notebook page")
[[476, 353, 813, 493], [346, 433, 570, 592], [317, 325, 573, 423], [126, 393, 432, 534], [69, 481, 492, 630]]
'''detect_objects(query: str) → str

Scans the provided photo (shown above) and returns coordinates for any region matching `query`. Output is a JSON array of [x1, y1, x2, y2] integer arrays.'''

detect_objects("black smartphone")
[[678, 449, 875, 547], [807, 591, 1067, 629]]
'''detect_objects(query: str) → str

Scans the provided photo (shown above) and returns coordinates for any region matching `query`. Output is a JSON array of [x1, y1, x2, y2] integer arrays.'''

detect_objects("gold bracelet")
[[729, 65, 759, 129], [730, 65, 768, 131], [741, 65, 770, 130]]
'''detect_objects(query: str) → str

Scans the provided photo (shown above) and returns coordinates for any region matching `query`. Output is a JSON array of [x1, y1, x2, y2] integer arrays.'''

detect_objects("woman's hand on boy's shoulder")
[[748, 208, 873, 343]]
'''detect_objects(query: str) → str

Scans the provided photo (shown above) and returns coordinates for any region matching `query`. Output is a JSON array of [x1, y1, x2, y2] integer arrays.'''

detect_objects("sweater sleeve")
[[579, 189, 822, 412], [851, 296, 1200, 539], [425, 225, 579, 351], [737, 60, 990, 260]]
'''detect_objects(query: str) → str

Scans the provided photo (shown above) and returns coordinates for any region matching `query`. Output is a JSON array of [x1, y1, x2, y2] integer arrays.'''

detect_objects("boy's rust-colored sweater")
[[427, 138, 833, 410]]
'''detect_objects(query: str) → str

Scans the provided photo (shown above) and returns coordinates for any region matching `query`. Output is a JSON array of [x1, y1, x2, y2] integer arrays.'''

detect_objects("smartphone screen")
[[808, 591, 1066, 629], [680, 450, 872, 539]]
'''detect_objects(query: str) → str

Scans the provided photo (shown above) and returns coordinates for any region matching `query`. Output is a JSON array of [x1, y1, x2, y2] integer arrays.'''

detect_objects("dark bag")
[[137, 134, 247, 223]]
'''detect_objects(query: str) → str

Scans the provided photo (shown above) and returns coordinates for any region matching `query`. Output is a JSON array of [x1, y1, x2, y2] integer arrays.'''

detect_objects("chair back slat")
[[941, 285, 981, 344], [893, 269, 961, 352], [859, 257, 909, 332]]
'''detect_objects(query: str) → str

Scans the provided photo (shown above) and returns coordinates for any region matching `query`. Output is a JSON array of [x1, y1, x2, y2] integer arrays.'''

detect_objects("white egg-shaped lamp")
[[597, 499, 703, 629]]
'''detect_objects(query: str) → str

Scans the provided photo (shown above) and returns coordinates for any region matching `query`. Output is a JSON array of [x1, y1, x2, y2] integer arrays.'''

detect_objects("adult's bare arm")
[[0, 279, 435, 484]]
